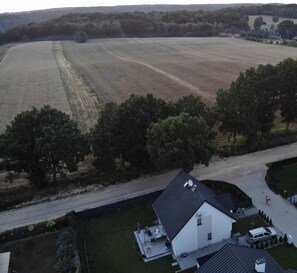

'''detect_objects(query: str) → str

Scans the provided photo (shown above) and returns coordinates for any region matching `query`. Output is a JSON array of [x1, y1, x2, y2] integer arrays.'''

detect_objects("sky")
[[1, 0, 297, 13]]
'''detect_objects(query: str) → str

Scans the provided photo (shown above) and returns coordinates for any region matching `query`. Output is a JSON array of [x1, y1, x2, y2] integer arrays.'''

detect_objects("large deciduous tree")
[[0, 106, 87, 185], [216, 64, 278, 144], [90, 102, 119, 173], [146, 113, 214, 173], [277, 20, 296, 39], [174, 94, 216, 128], [276, 58, 297, 132], [90, 94, 171, 172], [216, 88, 242, 143]]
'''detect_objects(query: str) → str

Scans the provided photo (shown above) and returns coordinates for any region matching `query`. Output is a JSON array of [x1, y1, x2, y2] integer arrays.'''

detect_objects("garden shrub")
[[55, 229, 76, 273]]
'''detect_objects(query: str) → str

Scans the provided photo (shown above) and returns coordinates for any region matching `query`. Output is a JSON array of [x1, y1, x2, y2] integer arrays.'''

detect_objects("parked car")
[[246, 227, 277, 243]]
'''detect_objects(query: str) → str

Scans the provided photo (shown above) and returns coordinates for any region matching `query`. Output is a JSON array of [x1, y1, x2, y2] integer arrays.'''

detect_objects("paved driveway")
[[0, 142, 297, 245]]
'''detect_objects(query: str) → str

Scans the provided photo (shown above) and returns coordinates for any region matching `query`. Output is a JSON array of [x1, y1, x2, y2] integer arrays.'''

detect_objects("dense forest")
[[0, 9, 249, 43], [2, 4, 297, 44], [238, 4, 297, 18], [0, 4, 255, 33]]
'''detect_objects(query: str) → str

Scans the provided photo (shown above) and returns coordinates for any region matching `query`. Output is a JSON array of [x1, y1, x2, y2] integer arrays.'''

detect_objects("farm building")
[[152, 171, 236, 258]]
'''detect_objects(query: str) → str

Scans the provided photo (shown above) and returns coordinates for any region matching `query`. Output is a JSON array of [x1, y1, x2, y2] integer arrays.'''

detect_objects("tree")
[[216, 65, 278, 144], [277, 20, 295, 39], [90, 94, 171, 172], [113, 94, 171, 169], [272, 15, 279, 23], [254, 16, 264, 29], [253, 64, 278, 136], [0, 106, 87, 185], [74, 30, 88, 43], [146, 113, 214, 173], [276, 58, 297, 132], [215, 88, 242, 143], [174, 94, 216, 128], [90, 102, 119, 172]]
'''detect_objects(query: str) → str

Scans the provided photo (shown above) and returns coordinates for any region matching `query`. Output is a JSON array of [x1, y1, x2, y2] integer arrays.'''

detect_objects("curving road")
[[0, 142, 297, 245]]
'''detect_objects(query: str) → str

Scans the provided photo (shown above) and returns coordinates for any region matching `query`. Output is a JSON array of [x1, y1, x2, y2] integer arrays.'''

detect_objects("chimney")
[[255, 258, 266, 273]]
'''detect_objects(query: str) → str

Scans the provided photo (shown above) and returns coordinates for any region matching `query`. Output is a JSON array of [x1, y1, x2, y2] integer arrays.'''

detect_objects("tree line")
[[238, 4, 297, 19], [2, 4, 297, 44], [0, 10, 249, 44], [0, 58, 296, 186]]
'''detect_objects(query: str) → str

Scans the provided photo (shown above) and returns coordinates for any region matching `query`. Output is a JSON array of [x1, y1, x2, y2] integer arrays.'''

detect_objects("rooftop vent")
[[255, 258, 266, 273]]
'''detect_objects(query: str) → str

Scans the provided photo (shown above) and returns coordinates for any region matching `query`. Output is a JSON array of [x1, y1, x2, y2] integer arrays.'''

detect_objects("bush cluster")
[[55, 229, 79, 273]]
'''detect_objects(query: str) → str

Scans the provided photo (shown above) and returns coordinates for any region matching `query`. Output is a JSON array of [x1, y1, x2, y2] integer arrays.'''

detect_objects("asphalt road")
[[1, 142, 297, 245]]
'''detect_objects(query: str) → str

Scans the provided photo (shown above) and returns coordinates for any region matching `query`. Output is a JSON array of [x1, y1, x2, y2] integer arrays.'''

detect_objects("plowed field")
[[0, 41, 98, 132], [1, 38, 297, 132], [62, 37, 297, 104]]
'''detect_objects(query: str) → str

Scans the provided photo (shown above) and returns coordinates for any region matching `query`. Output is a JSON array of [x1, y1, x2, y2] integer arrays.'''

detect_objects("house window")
[[208, 232, 212, 240], [197, 217, 202, 226]]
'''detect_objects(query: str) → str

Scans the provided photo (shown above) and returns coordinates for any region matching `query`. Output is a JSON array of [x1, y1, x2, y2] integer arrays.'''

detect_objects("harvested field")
[[0, 41, 98, 132], [62, 37, 297, 104], [1, 38, 297, 133], [0, 42, 70, 132]]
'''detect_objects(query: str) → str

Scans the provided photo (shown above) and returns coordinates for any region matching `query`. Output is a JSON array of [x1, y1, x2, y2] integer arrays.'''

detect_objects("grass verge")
[[270, 163, 297, 195], [267, 244, 297, 270], [232, 215, 268, 235], [78, 199, 174, 273]]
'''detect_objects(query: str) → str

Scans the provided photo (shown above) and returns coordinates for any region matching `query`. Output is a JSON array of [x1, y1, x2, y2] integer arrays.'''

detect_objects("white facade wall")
[[171, 202, 235, 257]]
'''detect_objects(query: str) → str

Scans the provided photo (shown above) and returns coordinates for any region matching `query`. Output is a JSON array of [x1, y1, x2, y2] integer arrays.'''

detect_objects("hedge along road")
[[0, 142, 297, 245]]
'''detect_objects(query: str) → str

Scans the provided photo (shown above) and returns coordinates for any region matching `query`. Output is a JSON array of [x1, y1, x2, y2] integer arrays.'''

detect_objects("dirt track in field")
[[53, 41, 98, 132], [62, 37, 297, 104], [0, 41, 99, 132]]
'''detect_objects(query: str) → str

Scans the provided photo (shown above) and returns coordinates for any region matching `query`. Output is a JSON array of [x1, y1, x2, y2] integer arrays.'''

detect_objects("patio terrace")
[[134, 225, 173, 262]]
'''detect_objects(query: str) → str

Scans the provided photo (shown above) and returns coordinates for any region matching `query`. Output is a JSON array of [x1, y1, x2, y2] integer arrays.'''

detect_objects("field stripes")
[[53, 42, 99, 132], [114, 54, 214, 100]]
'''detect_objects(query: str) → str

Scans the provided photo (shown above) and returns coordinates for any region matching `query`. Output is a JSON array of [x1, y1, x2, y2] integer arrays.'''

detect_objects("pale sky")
[[1, 0, 297, 13]]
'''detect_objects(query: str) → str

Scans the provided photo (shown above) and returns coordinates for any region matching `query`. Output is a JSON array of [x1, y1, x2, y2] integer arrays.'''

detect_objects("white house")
[[0, 252, 11, 273], [152, 171, 236, 257]]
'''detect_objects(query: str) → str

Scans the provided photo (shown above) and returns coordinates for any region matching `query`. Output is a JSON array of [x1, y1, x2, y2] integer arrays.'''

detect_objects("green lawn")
[[77, 199, 174, 273], [271, 163, 297, 195], [232, 215, 268, 235], [268, 244, 297, 270]]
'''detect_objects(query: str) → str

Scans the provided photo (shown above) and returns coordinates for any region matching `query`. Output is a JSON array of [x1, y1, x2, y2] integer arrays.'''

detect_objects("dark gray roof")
[[196, 244, 285, 273], [216, 193, 236, 211], [152, 171, 235, 241]]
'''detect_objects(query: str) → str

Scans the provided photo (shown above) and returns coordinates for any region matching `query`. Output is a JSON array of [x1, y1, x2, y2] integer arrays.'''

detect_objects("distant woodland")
[[1, 4, 297, 44]]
